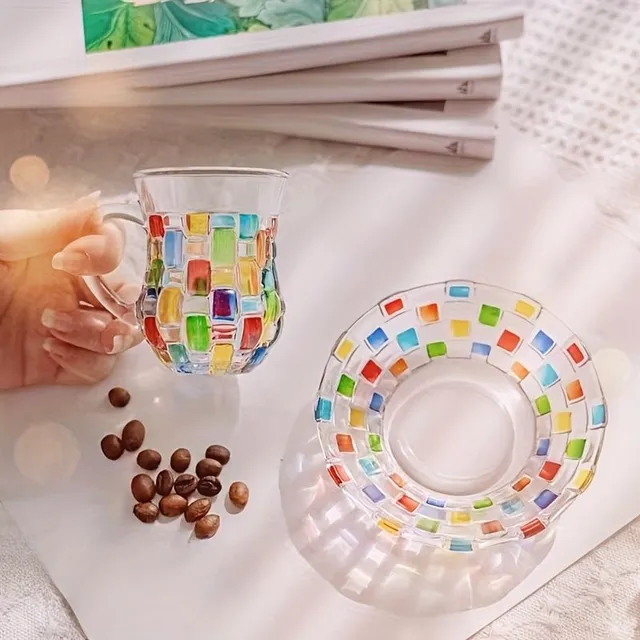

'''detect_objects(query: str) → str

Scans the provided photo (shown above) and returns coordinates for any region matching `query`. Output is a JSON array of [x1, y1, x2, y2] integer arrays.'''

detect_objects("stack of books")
[[0, 0, 526, 159]]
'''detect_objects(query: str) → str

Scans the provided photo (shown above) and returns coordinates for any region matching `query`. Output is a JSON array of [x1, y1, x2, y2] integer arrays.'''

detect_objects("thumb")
[[0, 191, 101, 262]]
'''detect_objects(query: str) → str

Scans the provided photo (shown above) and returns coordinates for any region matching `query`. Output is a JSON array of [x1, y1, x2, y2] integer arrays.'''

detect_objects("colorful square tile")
[[511, 361, 529, 380], [240, 316, 263, 350], [537, 364, 560, 388], [241, 296, 263, 315], [565, 438, 587, 460], [211, 268, 235, 287], [185, 213, 209, 235], [534, 489, 557, 509], [418, 303, 439, 324], [157, 287, 183, 326], [536, 438, 550, 456], [552, 412, 572, 434], [501, 497, 524, 516], [377, 518, 401, 535], [531, 330, 555, 355], [187, 259, 211, 296], [363, 484, 385, 503], [535, 395, 552, 416], [210, 343, 233, 374], [450, 511, 471, 525], [566, 341, 586, 366], [315, 398, 332, 422], [449, 539, 473, 552], [368, 434, 383, 453], [426, 497, 446, 508], [539, 461, 561, 481], [212, 288, 238, 321], [211, 228, 237, 266], [361, 360, 382, 384], [146, 258, 164, 288], [565, 380, 584, 403], [521, 518, 546, 539], [365, 327, 389, 351], [142, 289, 157, 316], [382, 297, 404, 316], [473, 497, 493, 510], [256, 230, 267, 268], [210, 214, 236, 229], [148, 214, 164, 238], [512, 476, 531, 492], [450, 319, 471, 338], [481, 521, 504, 535], [514, 299, 536, 318], [168, 343, 189, 365], [389, 358, 409, 378], [336, 433, 355, 453], [186, 240, 208, 257], [238, 240, 257, 258], [497, 329, 521, 353], [237, 259, 260, 296], [212, 324, 236, 341], [334, 338, 355, 361], [591, 403, 606, 428], [359, 457, 381, 476], [398, 494, 419, 512], [448, 284, 471, 298], [239, 213, 260, 239], [337, 374, 356, 398], [416, 518, 439, 533], [478, 304, 501, 327], [572, 469, 594, 492], [471, 342, 491, 357], [328, 464, 349, 486], [389, 473, 405, 488], [369, 393, 384, 412], [427, 341, 447, 357], [163, 230, 184, 268], [397, 328, 419, 351], [349, 407, 366, 428], [185, 315, 210, 352]]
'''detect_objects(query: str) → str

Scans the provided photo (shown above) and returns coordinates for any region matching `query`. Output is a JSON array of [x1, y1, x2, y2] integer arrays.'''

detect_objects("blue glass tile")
[[164, 230, 184, 268], [591, 403, 606, 428], [426, 497, 446, 508], [449, 538, 473, 552], [537, 364, 559, 388], [471, 342, 491, 357], [534, 489, 557, 509], [396, 328, 419, 352], [365, 327, 389, 351], [358, 457, 381, 476], [536, 438, 550, 456], [168, 343, 189, 365], [142, 288, 157, 315], [501, 497, 524, 516], [315, 397, 332, 422], [239, 213, 260, 239], [210, 214, 236, 229], [448, 285, 471, 298], [241, 296, 262, 314], [244, 346, 268, 372], [362, 484, 385, 503], [531, 330, 555, 355], [369, 393, 384, 412]]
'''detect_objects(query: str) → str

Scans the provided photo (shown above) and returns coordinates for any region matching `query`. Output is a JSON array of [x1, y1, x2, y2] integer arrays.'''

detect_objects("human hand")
[[0, 192, 142, 389]]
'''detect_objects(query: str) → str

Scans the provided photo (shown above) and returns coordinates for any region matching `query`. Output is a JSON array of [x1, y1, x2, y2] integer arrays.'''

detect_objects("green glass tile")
[[427, 341, 447, 357], [478, 304, 501, 327], [168, 343, 189, 365], [211, 228, 237, 266], [146, 258, 164, 288], [185, 315, 210, 352], [337, 374, 356, 398], [473, 497, 493, 510], [565, 438, 586, 460], [416, 518, 440, 534], [535, 395, 551, 415], [368, 434, 383, 453], [264, 290, 281, 325]]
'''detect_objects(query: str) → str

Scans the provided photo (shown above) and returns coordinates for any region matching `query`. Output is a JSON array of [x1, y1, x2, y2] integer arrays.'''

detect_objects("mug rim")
[[133, 166, 289, 179]]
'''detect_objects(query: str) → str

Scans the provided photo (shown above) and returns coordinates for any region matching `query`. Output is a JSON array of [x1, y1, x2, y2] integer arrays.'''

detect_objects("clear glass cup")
[[84, 167, 288, 375]]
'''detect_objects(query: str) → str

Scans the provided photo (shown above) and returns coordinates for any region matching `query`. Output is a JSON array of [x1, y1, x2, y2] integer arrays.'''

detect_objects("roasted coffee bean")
[[159, 494, 188, 517], [194, 514, 220, 539], [174, 473, 198, 497], [133, 502, 159, 523], [155, 469, 174, 496], [108, 387, 131, 408], [228, 482, 249, 509], [100, 434, 124, 460], [185, 498, 211, 523], [122, 419, 145, 452], [170, 448, 191, 473], [195, 458, 222, 479], [197, 476, 222, 497], [205, 445, 230, 466], [137, 449, 162, 471], [131, 474, 156, 503]]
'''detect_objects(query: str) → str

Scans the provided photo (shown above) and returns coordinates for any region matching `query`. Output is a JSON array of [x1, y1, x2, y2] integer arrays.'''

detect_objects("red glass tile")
[[521, 518, 546, 539], [481, 520, 504, 535], [497, 329, 521, 352], [383, 298, 404, 316], [240, 317, 263, 350], [567, 342, 585, 365], [212, 325, 236, 341], [361, 360, 382, 383], [539, 461, 561, 481], [397, 495, 419, 512], [148, 214, 164, 238], [144, 316, 166, 350], [187, 259, 211, 296], [328, 465, 350, 486]]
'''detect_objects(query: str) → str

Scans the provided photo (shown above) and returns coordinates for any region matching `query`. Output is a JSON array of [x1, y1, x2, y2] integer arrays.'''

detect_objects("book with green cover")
[[82, 0, 466, 53]]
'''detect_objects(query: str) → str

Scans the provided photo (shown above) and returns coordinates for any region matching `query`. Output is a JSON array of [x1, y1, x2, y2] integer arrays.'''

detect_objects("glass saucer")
[[315, 281, 607, 552]]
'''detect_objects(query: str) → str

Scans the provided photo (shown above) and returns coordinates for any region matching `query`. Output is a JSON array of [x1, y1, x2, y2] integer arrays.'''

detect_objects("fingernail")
[[51, 251, 89, 272], [42, 337, 67, 358], [41, 309, 73, 332], [108, 334, 134, 354]]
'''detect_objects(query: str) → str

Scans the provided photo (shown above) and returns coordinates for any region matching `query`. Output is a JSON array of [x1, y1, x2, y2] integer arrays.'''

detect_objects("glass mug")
[[84, 167, 288, 375]]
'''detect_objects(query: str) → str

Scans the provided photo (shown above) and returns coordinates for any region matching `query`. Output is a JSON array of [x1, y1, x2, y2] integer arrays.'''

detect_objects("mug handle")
[[82, 203, 145, 326]]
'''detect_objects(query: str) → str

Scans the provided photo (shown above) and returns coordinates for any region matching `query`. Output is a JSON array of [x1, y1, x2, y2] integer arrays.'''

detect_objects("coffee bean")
[[122, 419, 145, 452], [133, 502, 159, 523], [228, 482, 249, 509], [174, 473, 198, 497], [185, 498, 211, 523], [155, 469, 174, 496], [137, 449, 161, 471], [159, 494, 188, 517], [197, 476, 222, 497], [194, 514, 220, 539], [108, 387, 131, 408], [101, 434, 124, 460], [131, 474, 156, 503], [170, 448, 191, 473], [195, 458, 222, 479], [205, 445, 230, 466]]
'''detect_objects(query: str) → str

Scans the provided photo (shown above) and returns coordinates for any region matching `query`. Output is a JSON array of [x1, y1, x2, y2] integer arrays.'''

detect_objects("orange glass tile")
[[521, 518, 546, 539], [336, 434, 355, 453], [512, 476, 531, 492], [328, 465, 350, 486], [539, 461, 561, 481], [418, 303, 439, 324], [497, 329, 521, 353], [511, 361, 529, 380], [566, 380, 584, 402], [389, 473, 405, 488], [397, 494, 419, 512], [389, 358, 408, 377], [481, 520, 504, 535], [383, 298, 404, 316], [361, 359, 382, 383], [256, 230, 267, 268]]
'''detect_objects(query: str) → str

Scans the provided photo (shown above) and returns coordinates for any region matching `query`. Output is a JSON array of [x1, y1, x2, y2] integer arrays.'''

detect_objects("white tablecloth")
[[1, 1, 640, 638]]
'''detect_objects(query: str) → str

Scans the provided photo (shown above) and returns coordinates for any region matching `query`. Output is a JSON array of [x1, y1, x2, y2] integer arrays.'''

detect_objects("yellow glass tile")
[[210, 343, 234, 374], [450, 511, 471, 525], [377, 518, 401, 535], [334, 338, 354, 361], [553, 411, 572, 434], [450, 319, 471, 337], [237, 259, 260, 296], [186, 212, 209, 236], [157, 287, 183, 326], [515, 299, 536, 318], [572, 469, 594, 492], [349, 407, 366, 428], [211, 268, 235, 287]]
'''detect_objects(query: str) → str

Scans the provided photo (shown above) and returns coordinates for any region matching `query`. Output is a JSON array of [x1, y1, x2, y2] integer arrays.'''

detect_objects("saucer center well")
[[385, 359, 535, 497]]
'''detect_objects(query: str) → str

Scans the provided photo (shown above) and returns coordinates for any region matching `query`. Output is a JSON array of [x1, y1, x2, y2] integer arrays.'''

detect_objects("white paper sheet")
[[0, 129, 638, 640]]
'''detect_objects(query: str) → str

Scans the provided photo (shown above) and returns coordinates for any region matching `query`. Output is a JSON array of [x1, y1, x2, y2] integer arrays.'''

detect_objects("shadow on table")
[[279, 403, 554, 617]]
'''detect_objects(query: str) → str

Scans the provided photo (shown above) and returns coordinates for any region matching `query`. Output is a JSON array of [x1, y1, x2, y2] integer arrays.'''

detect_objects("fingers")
[[0, 192, 101, 262], [51, 218, 125, 276], [43, 337, 118, 385], [41, 308, 143, 355]]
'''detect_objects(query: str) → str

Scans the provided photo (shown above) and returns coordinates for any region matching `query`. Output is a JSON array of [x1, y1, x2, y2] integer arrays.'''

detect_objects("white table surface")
[[2, 1, 640, 639]]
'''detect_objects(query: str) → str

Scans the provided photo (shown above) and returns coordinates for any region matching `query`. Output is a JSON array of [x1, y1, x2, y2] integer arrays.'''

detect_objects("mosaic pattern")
[[315, 281, 607, 551], [135, 212, 284, 374]]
